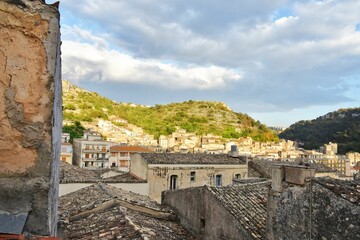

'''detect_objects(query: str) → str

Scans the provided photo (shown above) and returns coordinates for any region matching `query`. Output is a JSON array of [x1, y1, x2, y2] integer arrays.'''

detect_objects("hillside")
[[62, 80, 278, 141], [279, 108, 360, 154]]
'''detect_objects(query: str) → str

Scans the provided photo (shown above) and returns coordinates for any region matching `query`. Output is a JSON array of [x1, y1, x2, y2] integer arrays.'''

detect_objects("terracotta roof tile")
[[58, 183, 194, 240], [207, 181, 271, 240], [139, 153, 246, 165], [313, 178, 360, 205], [60, 162, 146, 183]]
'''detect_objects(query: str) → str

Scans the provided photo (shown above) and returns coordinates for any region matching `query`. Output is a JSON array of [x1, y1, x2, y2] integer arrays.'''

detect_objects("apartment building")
[[73, 130, 116, 169]]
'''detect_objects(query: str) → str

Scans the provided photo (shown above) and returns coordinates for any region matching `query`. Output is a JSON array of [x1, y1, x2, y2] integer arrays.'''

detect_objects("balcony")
[[82, 149, 108, 153]]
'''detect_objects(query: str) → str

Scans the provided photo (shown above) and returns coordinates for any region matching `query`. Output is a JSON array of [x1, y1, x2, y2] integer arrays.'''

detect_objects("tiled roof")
[[60, 162, 146, 183], [249, 159, 336, 178], [110, 145, 153, 153], [139, 153, 246, 165], [313, 178, 360, 205], [58, 183, 195, 240], [207, 181, 271, 239], [60, 162, 100, 182]]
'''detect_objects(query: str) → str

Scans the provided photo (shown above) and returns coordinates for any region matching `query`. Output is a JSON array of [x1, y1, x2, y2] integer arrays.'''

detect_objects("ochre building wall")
[[0, 0, 61, 236]]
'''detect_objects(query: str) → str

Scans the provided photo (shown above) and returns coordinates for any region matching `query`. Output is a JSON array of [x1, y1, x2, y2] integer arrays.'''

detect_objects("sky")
[[55, 0, 360, 127]]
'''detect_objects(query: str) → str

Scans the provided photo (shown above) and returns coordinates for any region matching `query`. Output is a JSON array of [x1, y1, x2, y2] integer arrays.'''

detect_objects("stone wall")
[[268, 178, 360, 239], [0, 0, 61, 236], [162, 187, 248, 240]]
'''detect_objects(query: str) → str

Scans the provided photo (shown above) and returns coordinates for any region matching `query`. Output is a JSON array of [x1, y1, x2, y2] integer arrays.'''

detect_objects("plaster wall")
[[0, 0, 61, 235], [149, 164, 247, 202]]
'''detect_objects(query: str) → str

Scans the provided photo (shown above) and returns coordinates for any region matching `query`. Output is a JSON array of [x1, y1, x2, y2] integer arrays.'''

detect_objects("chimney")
[[229, 145, 239, 157], [345, 158, 351, 177]]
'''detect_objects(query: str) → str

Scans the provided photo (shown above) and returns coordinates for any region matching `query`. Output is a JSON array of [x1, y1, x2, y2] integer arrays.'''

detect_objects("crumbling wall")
[[162, 187, 247, 240], [268, 180, 360, 240], [0, 0, 61, 236]]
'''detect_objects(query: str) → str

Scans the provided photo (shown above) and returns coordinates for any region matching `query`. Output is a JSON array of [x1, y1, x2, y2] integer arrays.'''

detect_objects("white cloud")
[[61, 31, 242, 90], [59, 0, 360, 119]]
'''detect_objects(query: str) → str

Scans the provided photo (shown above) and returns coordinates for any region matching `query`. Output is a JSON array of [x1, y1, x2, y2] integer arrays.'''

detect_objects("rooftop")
[[60, 162, 146, 183], [58, 183, 194, 240], [249, 159, 336, 178], [313, 178, 360, 205], [207, 181, 271, 239], [139, 153, 246, 165]]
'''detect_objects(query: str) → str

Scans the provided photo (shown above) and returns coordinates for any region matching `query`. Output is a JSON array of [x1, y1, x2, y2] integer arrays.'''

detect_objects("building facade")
[[73, 130, 115, 169], [131, 153, 248, 202], [109, 145, 152, 171]]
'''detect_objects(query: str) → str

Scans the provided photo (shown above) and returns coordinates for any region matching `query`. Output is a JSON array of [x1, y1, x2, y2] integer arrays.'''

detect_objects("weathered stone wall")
[[268, 180, 360, 240], [0, 0, 61, 236], [162, 187, 248, 240]]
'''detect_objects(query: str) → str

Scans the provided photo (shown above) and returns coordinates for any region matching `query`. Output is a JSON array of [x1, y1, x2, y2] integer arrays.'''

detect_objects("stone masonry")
[[0, 0, 61, 236]]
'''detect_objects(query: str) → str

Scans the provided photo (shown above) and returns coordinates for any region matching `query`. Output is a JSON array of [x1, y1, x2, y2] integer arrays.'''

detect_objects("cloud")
[[61, 29, 242, 90], [59, 0, 360, 116]]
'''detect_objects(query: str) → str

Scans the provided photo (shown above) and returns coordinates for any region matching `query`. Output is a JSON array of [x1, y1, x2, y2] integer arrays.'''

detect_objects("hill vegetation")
[[279, 108, 360, 154], [62, 80, 278, 141]]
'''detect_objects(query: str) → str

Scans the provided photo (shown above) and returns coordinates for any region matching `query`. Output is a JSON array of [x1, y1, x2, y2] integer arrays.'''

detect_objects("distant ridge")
[[62, 80, 278, 141], [279, 108, 360, 154]]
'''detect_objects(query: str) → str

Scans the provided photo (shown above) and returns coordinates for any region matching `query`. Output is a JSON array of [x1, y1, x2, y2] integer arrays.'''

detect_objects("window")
[[190, 171, 196, 182], [234, 173, 241, 179], [170, 175, 178, 190], [120, 160, 129, 167], [215, 174, 222, 187]]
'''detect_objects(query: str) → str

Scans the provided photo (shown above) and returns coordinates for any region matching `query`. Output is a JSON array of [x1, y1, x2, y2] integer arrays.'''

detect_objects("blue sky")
[[55, 0, 360, 127]]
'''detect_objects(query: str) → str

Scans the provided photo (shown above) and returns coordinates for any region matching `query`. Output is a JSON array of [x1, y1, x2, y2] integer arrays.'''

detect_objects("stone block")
[[284, 166, 315, 186]]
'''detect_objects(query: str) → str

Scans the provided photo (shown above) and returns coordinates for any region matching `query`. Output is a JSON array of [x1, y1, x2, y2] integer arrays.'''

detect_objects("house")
[[58, 183, 195, 240], [130, 152, 248, 202], [163, 164, 360, 240], [60, 142, 73, 164], [109, 145, 152, 171], [73, 130, 116, 169], [162, 181, 270, 240]]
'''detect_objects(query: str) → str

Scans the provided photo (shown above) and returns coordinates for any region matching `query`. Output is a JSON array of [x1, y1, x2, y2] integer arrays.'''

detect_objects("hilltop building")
[[347, 152, 360, 166], [130, 152, 248, 202]]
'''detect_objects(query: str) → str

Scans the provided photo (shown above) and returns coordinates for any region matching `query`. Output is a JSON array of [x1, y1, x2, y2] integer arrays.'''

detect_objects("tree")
[[62, 121, 85, 143]]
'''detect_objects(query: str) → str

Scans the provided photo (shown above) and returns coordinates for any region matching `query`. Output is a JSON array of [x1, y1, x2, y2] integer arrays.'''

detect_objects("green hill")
[[279, 108, 360, 154], [62, 80, 278, 141]]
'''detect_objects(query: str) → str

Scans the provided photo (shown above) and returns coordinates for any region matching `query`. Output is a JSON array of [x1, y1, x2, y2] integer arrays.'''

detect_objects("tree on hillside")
[[62, 121, 85, 143]]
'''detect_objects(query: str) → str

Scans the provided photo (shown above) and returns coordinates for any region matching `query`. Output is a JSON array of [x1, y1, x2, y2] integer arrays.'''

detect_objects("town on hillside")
[[62, 125, 360, 178], [1, 1, 359, 240]]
